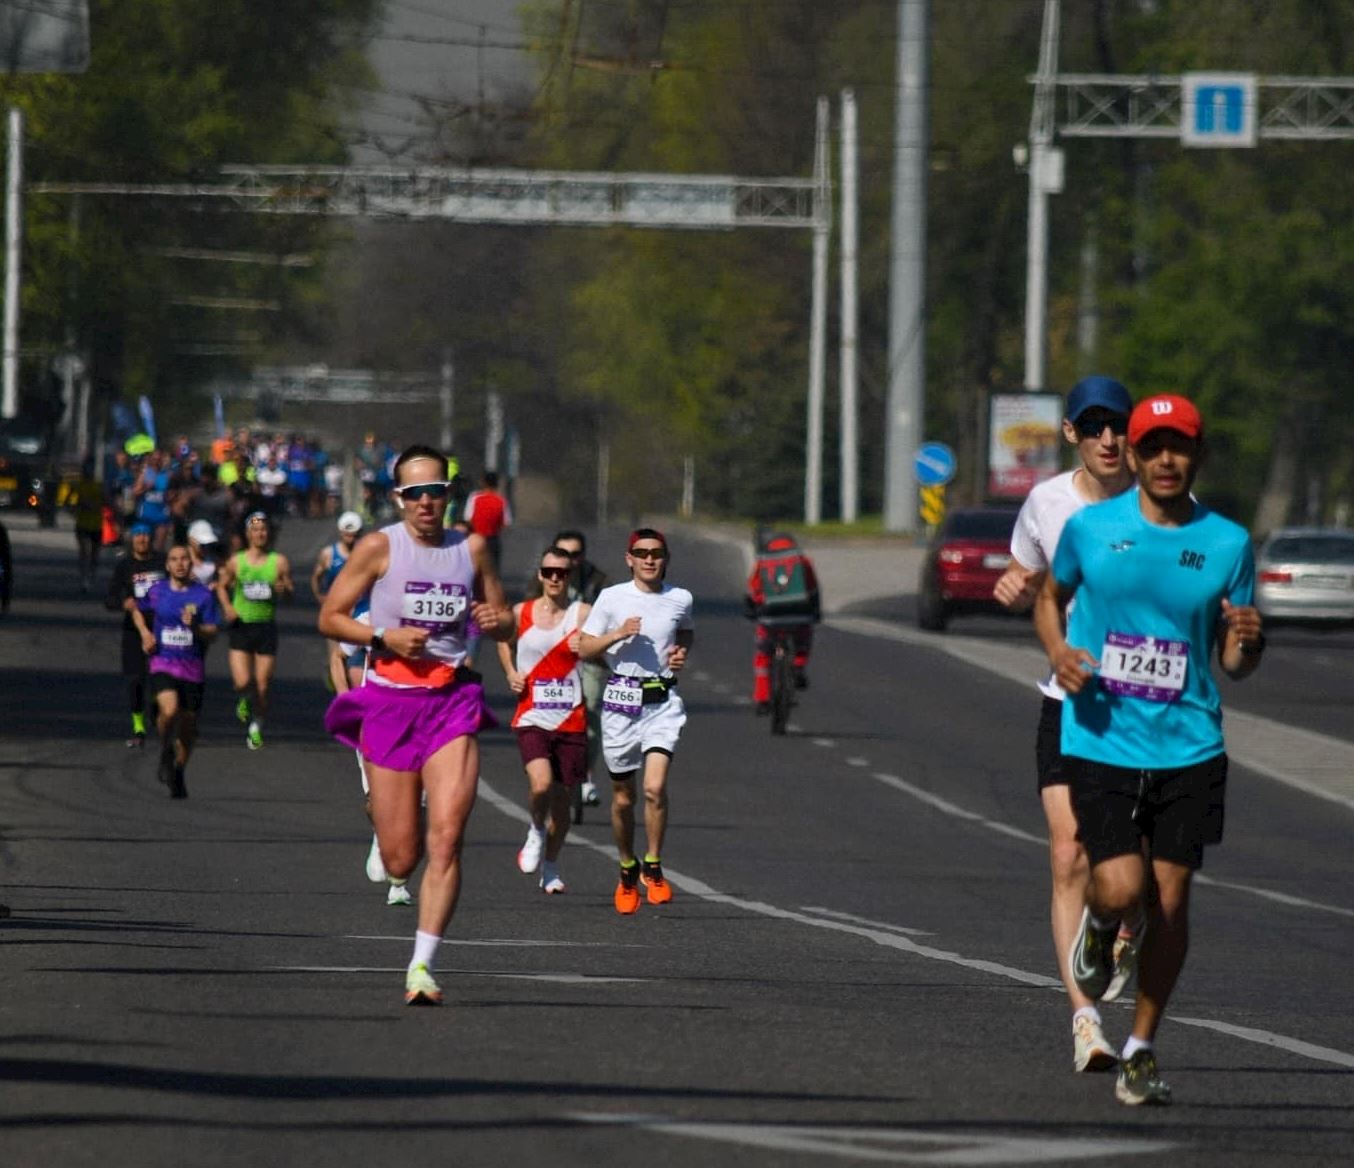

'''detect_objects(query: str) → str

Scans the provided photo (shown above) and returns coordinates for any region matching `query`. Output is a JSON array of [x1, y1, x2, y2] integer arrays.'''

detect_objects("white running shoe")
[[1072, 1014, 1117, 1073], [540, 861, 566, 895], [1104, 917, 1147, 1002], [386, 881, 413, 907], [365, 833, 387, 883], [581, 779, 600, 806], [517, 826, 544, 874]]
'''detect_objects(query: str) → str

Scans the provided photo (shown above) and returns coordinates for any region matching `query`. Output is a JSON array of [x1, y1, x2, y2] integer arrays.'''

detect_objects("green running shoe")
[[236, 696, 251, 725], [1115, 1049, 1172, 1106], [246, 721, 263, 750], [404, 963, 443, 1006]]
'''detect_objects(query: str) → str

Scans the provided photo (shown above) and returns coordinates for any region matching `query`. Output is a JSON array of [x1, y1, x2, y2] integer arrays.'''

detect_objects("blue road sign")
[[1181, 73, 1257, 148], [914, 441, 956, 487]]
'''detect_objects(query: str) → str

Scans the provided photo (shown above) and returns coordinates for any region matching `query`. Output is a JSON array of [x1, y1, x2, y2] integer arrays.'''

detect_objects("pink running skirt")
[[325, 677, 497, 772]]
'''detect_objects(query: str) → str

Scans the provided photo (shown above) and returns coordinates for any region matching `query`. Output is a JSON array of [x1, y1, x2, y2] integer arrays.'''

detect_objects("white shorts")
[[601, 691, 687, 775]]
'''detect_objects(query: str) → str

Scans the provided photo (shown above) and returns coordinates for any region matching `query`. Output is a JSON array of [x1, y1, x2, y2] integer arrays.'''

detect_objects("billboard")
[[988, 391, 1063, 498], [1, 1, 89, 73]]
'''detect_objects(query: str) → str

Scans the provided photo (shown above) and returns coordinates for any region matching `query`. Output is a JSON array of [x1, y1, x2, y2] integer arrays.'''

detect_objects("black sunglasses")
[[393, 480, 451, 501], [539, 566, 570, 580], [1074, 415, 1129, 439], [629, 546, 667, 560]]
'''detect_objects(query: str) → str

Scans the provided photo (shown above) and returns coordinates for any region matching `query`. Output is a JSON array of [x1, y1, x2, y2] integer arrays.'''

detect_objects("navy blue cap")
[[130, 522, 153, 536], [1065, 375, 1132, 422]]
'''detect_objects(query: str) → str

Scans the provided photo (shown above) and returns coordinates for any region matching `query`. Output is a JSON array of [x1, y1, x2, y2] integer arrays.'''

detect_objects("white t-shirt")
[[581, 580, 694, 678], [1011, 469, 1095, 701]]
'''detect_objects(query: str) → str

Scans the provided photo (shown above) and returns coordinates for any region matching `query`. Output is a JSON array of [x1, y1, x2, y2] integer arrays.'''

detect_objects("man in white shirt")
[[993, 375, 1137, 1074], [579, 529, 695, 914]]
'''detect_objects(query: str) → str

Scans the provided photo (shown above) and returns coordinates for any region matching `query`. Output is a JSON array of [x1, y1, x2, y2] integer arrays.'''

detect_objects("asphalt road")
[[1, 514, 1351, 1167]]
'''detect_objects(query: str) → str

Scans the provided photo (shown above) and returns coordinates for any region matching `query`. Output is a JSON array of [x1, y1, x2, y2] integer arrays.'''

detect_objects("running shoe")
[[540, 872, 567, 895], [246, 721, 263, 751], [1115, 1048, 1172, 1106], [365, 833, 387, 883], [614, 862, 641, 915], [235, 696, 251, 725], [125, 732, 146, 750], [639, 859, 673, 905], [1072, 1014, 1117, 1073], [580, 779, 600, 806], [516, 826, 544, 874], [170, 765, 187, 800], [386, 881, 413, 907], [404, 963, 443, 1007], [1068, 907, 1118, 1001], [1104, 917, 1147, 1003]]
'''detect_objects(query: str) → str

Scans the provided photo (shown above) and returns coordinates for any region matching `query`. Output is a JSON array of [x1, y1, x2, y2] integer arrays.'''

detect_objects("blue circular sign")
[[914, 441, 956, 486]]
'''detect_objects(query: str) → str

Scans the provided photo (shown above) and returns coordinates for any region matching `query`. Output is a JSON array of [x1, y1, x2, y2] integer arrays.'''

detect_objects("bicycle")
[[765, 620, 800, 736]]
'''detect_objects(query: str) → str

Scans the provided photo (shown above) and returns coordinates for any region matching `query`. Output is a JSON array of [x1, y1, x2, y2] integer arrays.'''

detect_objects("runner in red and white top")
[[497, 545, 592, 894], [461, 471, 512, 569]]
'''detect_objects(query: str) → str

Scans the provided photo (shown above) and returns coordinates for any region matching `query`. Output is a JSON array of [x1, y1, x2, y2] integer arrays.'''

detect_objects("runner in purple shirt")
[[130, 544, 220, 799]]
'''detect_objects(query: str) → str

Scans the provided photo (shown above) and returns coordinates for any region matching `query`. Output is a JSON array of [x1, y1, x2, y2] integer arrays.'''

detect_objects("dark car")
[[917, 505, 1020, 631], [0, 417, 58, 525]]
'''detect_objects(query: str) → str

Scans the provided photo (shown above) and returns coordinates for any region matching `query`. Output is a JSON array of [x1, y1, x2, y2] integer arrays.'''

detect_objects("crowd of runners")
[[78, 383, 1267, 1109]]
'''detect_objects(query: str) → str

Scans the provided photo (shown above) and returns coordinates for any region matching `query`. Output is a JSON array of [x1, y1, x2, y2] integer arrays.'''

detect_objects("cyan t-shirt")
[[1052, 489, 1254, 768]]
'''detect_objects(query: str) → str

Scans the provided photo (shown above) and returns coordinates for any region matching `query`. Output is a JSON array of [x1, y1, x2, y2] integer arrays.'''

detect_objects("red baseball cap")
[[628, 528, 668, 552], [1128, 394, 1204, 446]]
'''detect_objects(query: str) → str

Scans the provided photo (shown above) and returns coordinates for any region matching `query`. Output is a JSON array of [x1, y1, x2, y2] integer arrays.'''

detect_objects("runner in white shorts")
[[578, 528, 694, 915]]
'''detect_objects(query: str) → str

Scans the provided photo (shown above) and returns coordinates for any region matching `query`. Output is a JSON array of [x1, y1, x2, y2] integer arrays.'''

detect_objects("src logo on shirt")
[[1179, 550, 1207, 570]]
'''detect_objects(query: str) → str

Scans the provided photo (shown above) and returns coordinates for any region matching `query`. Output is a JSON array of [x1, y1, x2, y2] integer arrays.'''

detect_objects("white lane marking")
[[813, 738, 836, 748], [343, 936, 643, 947], [477, 778, 1354, 1068], [569, 1114, 1176, 1164], [845, 757, 870, 768], [274, 966, 646, 985], [799, 906, 933, 937], [692, 670, 712, 682], [867, 772, 1351, 916], [1171, 1017, 1354, 1069]]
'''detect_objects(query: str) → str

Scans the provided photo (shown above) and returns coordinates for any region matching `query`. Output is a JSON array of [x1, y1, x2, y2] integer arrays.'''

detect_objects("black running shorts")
[[228, 620, 278, 656], [1034, 695, 1066, 791], [1064, 752, 1228, 870], [150, 672, 206, 713]]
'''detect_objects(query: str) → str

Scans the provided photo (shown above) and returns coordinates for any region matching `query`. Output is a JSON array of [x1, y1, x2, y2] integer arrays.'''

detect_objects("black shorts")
[[1065, 752, 1228, 870], [150, 672, 205, 713], [228, 620, 278, 655], [1034, 696, 1065, 791], [514, 727, 587, 787]]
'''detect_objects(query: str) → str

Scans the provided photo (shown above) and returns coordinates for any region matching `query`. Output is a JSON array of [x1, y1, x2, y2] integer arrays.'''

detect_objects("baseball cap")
[[1065, 375, 1132, 423], [245, 510, 269, 526], [187, 520, 218, 545], [628, 528, 667, 553], [130, 521, 153, 536], [337, 510, 363, 534], [1128, 394, 1204, 446]]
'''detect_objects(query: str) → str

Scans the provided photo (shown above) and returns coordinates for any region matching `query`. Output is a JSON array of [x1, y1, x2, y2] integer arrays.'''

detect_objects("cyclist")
[[744, 532, 820, 714]]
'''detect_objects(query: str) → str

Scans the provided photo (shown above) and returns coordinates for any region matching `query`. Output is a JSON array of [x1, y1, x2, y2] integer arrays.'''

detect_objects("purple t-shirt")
[[146, 580, 220, 683]]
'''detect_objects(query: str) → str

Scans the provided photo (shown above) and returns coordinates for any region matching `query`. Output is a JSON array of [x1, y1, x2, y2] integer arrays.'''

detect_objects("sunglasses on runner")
[[539, 566, 570, 580], [629, 546, 667, 560], [1074, 414, 1129, 440], [393, 481, 452, 501]]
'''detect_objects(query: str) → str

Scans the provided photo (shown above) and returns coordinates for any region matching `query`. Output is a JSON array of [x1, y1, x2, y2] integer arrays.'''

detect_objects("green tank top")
[[232, 551, 279, 623]]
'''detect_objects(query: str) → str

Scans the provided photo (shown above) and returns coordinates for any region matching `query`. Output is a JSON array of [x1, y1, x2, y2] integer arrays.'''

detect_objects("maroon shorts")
[[514, 727, 587, 787]]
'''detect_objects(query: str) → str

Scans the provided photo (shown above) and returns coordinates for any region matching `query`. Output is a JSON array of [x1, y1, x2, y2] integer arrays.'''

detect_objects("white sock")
[[388, 876, 406, 888], [409, 930, 440, 972], [1072, 1005, 1102, 1027], [1122, 1036, 1152, 1061]]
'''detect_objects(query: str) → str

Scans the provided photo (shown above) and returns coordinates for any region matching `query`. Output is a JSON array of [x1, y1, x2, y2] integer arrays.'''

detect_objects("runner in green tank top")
[[215, 511, 294, 750]]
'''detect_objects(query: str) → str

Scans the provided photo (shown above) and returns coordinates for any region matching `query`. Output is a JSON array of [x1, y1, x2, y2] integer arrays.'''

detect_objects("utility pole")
[[839, 89, 860, 523], [883, 0, 928, 533], [1023, 0, 1063, 392], [3, 108, 22, 419], [804, 96, 829, 526]]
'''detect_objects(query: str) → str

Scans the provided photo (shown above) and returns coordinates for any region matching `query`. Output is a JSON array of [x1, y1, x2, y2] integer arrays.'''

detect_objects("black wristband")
[[370, 628, 386, 652]]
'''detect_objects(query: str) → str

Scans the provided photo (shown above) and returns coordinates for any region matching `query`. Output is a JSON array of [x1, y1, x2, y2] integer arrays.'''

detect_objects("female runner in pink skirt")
[[319, 444, 511, 1007]]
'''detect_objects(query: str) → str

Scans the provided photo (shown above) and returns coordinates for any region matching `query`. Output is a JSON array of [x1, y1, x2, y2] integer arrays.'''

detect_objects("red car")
[[916, 505, 1020, 631]]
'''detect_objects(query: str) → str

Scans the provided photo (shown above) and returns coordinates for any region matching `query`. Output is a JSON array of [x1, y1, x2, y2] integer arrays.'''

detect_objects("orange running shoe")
[[640, 859, 673, 905], [614, 862, 641, 914]]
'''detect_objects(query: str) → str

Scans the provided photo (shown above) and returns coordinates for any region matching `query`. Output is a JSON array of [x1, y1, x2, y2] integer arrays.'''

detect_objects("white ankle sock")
[[1122, 1036, 1152, 1061], [1072, 1006, 1102, 1027], [409, 930, 440, 971]]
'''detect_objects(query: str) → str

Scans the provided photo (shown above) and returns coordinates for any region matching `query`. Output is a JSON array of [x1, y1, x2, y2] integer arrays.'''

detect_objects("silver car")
[[1255, 528, 1354, 622]]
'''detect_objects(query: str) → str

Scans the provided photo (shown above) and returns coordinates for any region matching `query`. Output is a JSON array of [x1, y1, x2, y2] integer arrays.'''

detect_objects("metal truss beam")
[[31, 165, 824, 231], [1048, 74, 1354, 141]]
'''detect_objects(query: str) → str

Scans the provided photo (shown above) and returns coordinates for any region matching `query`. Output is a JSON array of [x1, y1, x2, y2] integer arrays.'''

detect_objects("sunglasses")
[[539, 566, 570, 580], [393, 481, 451, 501], [629, 546, 666, 560], [1074, 415, 1129, 439]]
